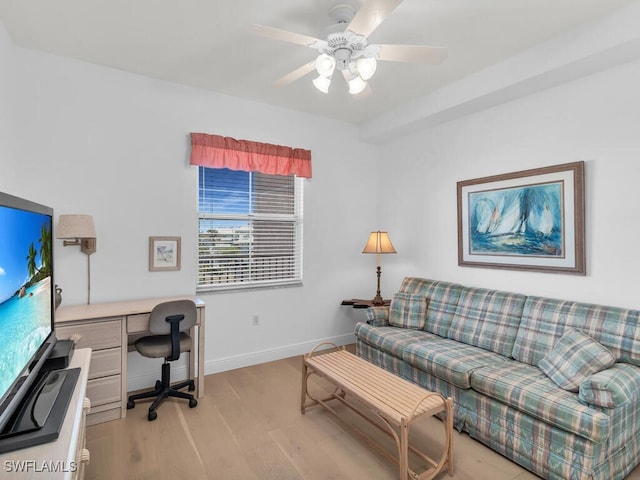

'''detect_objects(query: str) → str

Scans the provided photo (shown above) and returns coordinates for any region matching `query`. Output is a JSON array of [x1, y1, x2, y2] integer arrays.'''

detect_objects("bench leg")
[[446, 397, 455, 476], [301, 358, 308, 414], [399, 420, 409, 480]]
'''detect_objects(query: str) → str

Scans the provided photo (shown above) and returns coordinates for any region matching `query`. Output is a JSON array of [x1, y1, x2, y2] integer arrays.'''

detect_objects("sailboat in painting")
[[487, 193, 523, 236], [470, 183, 563, 256]]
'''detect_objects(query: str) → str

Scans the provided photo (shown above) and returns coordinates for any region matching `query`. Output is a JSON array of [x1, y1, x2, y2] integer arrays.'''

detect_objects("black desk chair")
[[126, 299, 198, 421]]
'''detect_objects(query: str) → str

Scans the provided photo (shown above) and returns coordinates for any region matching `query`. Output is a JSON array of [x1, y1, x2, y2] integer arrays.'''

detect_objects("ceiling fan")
[[249, 0, 447, 95]]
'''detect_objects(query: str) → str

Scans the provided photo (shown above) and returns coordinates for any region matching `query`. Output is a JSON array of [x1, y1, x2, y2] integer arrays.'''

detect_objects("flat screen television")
[[0, 191, 56, 434]]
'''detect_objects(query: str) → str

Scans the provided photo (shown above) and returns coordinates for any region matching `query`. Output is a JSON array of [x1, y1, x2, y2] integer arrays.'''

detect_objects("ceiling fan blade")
[[347, 0, 403, 38], [249, 24, 323, 48], [376, 44, 448, 64], [273, 61, 316, 87]]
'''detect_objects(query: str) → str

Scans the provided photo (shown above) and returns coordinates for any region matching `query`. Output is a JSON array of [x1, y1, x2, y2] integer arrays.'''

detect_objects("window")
[[197, 167, 304, 291]]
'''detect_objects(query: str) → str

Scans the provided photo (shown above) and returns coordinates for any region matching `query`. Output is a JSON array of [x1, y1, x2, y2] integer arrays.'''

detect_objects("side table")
[[341, 298, 390, 309]]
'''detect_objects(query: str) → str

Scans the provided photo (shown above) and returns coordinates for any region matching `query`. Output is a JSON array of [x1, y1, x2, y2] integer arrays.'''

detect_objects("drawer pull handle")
[[81, 448, 90, 465], [69, 333, 82, 343]]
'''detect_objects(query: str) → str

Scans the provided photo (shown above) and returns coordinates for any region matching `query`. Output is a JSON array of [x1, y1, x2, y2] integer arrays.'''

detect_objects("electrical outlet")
[[252, 315, 260, 326]]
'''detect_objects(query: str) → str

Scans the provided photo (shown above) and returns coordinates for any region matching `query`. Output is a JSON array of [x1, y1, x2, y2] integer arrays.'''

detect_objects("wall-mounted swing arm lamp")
[[56, 214, 97, 304], [362, 230, 396, 305]]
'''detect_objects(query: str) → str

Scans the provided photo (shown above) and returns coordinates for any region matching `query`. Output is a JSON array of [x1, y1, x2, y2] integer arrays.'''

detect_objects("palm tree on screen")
[[26, 242, 37, 279]]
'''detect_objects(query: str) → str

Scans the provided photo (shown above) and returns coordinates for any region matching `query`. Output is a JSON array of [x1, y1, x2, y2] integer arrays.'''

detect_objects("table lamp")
[[362, 231, 396, 305]]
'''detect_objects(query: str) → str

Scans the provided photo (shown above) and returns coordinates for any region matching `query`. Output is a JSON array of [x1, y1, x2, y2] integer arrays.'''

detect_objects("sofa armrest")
[[579, 363, 640, 408], [365, 306, 390, 326]]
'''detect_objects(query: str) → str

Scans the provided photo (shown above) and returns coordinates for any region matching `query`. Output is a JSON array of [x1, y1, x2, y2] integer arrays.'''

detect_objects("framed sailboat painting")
[[457, 161, 585, 274]]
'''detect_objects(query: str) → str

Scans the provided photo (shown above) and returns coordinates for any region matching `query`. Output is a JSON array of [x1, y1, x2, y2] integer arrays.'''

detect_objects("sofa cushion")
[[447, 287, 526, 357], [354, 322, 439, 359], [579, 363, 640, 408], [470, 362, 610, 444], [397, 278, 463, 337], [389, 292, 428, 329], [539, 329, 615, 392], [512, 296, 640, 367], [403, 339, 509, 389], [365, 305, 390, 327]]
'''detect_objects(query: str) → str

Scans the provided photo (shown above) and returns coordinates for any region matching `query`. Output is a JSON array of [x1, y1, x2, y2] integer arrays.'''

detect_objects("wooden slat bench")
[[301, 343, 454, 480]]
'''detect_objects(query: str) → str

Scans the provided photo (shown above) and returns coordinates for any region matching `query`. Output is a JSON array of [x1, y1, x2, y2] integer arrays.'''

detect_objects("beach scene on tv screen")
[[0, 207, 52, 399]]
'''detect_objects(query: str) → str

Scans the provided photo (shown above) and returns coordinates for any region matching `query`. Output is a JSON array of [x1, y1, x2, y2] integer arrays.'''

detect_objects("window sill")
[[197, 281, 303, 295]]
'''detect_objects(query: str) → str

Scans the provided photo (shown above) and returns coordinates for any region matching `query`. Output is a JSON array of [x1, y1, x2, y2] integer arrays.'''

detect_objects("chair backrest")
[[148, 300, 197, 336]]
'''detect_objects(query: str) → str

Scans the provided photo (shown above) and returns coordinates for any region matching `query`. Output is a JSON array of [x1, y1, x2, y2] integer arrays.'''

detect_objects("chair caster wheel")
[[127, 400, 135, 409], [189, 398, 198, 408], [188, 383, 195, 392], [155, 380, 162, 391], [148, 411, 157, 421]]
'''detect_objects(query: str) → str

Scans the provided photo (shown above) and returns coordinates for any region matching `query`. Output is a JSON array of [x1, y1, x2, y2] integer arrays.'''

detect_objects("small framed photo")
[[149, 236, 181, 271]]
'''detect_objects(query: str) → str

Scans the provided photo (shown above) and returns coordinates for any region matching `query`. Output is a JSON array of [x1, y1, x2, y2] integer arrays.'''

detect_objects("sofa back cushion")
[[447, 287, 526, 357], [512, 296, 640, 367], [397, 277, 463, 337]]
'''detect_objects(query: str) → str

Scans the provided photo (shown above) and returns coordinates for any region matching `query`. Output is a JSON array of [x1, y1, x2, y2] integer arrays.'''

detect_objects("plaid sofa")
[[354, 277, 640, 480]]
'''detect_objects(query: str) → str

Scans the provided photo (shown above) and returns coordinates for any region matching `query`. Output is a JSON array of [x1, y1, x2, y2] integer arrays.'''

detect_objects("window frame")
[[197, 167, 304, 293]]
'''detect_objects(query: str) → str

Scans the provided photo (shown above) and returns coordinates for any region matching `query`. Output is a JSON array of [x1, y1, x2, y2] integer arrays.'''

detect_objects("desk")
[[55, 297, 205, 426], [0, 349, 92, 480]]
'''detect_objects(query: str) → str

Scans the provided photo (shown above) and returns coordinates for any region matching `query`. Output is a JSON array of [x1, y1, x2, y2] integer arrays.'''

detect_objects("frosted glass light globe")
[[312, 75, 331, 93], [315, 54, 336, 77], [356, 57, 377, 81], [348, 75, 367, 95]]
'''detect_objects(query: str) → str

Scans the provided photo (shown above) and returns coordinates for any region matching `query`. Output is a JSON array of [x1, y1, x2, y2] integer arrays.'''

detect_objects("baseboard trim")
[[127, 333, 356, 393], [204, 333, 356, 375]]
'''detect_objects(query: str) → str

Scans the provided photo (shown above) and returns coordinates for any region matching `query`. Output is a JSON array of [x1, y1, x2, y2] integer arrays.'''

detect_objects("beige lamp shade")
[[56, 215, 96, 239], [362, 231, 397, 254]]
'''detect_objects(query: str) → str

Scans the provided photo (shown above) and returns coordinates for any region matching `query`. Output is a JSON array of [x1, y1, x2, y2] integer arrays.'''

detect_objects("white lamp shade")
[[315, 53, 336, 77], [348, 75, 367, 95], [312, 75, 331, 93], [356, 57, 377, 80], [56, 214, 96, 239]]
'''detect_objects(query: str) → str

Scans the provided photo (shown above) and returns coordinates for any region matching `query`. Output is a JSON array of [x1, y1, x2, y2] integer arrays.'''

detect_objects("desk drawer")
[[87, 375, 121, 407], [87, 402, 122, 426], [57, 319, 122, 350], [88, 348, 121, 380], [127, 314, 150, 333]]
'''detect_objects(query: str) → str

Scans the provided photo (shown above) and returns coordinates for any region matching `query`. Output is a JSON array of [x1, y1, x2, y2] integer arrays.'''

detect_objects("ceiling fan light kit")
[[356, 57, 377, 81], [312, 74, 332, 93], [347, 74, 367, 95], [315, 53, 336, 77], [251, 0, 447, 96]]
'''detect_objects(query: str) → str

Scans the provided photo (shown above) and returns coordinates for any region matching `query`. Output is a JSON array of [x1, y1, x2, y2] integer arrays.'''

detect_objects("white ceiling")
[[0, 0, 636, 124]]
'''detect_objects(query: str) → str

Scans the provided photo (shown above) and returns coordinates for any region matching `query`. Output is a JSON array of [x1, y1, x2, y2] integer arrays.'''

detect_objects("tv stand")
[[0, 349, 91, 479], [0, 368, 80, 451]]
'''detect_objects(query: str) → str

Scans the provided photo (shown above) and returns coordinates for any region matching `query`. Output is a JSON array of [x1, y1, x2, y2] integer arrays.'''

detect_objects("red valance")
[[190, 133, 312, 178]]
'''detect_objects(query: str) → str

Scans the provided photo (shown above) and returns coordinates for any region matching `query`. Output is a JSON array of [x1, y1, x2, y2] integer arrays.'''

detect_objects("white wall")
[[0, 20, 14, 173], [2, 39, 379, 389], [377, 57, 640, 310]]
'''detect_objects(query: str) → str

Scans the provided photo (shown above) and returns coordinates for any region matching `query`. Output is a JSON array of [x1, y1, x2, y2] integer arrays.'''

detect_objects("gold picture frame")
[[149, 236, 181, 271]]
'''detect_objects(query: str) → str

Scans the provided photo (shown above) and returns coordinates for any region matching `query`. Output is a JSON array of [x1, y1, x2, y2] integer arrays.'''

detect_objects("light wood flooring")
[[85, 348, 640, 480]]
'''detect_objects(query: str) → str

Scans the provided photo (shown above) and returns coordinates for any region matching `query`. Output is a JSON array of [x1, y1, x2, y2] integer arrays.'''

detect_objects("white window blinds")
[[197, 167, 303, 291]]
